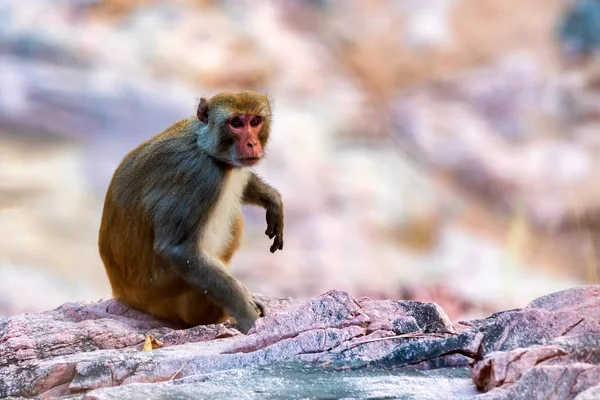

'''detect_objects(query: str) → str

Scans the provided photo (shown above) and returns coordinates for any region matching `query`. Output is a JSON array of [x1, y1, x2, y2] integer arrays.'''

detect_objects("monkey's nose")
[[247, 141, 257, 148]]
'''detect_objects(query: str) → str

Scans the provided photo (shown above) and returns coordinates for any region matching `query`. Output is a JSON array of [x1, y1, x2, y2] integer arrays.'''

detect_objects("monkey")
[[98, 91, 284, 334]]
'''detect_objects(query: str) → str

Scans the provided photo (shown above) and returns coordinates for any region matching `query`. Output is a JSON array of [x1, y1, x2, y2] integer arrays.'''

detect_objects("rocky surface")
[[1, 285, 599, 398], [471, 285, 600, 399]]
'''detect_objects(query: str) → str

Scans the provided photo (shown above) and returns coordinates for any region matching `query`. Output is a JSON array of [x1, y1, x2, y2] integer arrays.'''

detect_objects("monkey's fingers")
[[269, 236, 283, 253], [265, 219, 276, 237], [253, 299, 268, 317], [265, 206, 282, 238], [233, 297, 262, 334], [266, 221, 281, 239]]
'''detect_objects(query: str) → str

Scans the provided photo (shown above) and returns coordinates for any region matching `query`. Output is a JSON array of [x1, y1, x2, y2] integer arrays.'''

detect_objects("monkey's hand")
[[233, 290, 264, 334], [265, 202, 284, 253], [253, 297, 268, 317]]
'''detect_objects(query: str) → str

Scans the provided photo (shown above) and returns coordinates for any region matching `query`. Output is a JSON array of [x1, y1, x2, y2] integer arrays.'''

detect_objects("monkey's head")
[[197, 91, 272, 168]]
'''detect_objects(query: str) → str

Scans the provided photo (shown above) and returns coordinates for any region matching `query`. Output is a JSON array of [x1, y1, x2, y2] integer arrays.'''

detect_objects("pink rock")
[[0, 290, 458, 398], [2, 286, 600, 399]]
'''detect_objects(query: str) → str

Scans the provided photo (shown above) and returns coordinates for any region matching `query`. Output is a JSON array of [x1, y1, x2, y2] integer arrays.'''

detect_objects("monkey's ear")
[[197, 98, 209, 123]]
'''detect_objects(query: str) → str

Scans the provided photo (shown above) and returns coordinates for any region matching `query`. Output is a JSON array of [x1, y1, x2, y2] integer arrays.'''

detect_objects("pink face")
[[228, 114, 264, 166]]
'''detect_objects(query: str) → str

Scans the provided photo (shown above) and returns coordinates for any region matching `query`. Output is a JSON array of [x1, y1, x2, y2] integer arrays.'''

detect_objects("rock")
[[473, 334, 600, 399], [475, 363, 600, 400], [471, 285, 600, 399], [575, 385, 600, 400], [0, 290, 467, 398], [477, 285, 600, 357], [527, 284, 600, 316], [1, 285, 600, 398]]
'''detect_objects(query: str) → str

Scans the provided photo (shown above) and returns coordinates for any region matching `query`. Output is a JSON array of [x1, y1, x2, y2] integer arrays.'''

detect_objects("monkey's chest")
[[198, 168, 250, 259]]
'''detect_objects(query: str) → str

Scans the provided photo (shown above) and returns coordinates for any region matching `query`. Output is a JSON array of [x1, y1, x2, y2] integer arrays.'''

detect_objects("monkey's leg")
[[176, 290, 229, 326], [155, 208, 263, 333], [218, 212, 268, 319], [220, 212, 244, 265], [135, 285, 228, 327]]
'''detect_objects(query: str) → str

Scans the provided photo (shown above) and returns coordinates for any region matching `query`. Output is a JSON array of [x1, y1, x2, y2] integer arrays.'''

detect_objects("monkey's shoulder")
[[145, 118, 201, 156], [119, 120, 206, 172], [109, 118, 222, 203], [155, 117, 200, 141]]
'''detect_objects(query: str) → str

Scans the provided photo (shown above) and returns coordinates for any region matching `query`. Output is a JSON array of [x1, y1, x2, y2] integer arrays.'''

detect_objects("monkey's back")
[[98, 118, 223, 302]]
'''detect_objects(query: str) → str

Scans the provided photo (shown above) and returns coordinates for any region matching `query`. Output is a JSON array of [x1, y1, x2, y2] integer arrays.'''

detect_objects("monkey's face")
[[197, 91, 272, 168], [226, 114, 265, 167]]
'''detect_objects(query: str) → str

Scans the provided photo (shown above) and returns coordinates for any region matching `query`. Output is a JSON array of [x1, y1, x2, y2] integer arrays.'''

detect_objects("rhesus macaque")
[[98, 91, 284, 334]]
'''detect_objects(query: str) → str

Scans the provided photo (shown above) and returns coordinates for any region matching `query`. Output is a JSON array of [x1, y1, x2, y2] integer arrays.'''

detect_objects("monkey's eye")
[[250, 117, 262, 127], [230, 117, 243, 128]]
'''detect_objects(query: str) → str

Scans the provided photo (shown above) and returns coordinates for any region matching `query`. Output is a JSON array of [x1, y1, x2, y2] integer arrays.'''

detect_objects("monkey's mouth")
[[237, 157, 262, 166]]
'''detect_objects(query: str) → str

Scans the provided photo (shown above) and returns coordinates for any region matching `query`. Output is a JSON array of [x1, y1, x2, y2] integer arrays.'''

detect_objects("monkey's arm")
[[151, 194, 262, 333], [243, 172, 284, 253]]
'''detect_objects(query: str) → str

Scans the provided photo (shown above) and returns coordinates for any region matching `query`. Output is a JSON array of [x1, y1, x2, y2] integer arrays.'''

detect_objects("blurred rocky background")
[[1, 0, 600, 322]]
